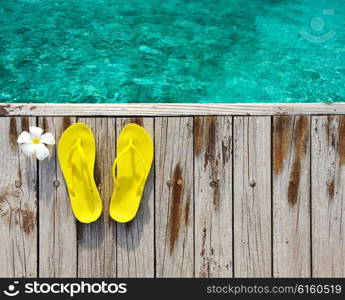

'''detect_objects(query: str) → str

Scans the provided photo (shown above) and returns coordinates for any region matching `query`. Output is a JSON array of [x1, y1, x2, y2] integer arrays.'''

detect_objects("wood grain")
[[2, 103, 345, 117], [155, 117, 194, 277], [77, 118, 117, 277], [194, 116, 232, 277], [312, 116, 345, 277], [0, 117, 37, 277], [273, 116, 311, 277], [116, 118, 155, 278], [0, 112, 344, 278], [38, 117, 77, 277], [233, 117, 272, 277]]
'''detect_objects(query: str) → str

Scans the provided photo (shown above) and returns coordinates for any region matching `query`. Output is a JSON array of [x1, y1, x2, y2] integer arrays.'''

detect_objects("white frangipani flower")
[[17, 126, 55, 161]]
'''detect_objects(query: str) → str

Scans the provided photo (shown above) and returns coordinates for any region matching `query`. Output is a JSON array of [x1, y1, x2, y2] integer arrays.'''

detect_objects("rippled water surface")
[[0, 0, 344, 103]]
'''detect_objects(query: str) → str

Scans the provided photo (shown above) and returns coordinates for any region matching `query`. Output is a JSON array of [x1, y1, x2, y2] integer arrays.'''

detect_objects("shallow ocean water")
[[0, 0, 344, 103]]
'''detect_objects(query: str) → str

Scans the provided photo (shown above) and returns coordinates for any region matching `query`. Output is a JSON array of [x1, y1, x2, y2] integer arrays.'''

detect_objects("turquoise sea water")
[[0, 0, 344, 103]]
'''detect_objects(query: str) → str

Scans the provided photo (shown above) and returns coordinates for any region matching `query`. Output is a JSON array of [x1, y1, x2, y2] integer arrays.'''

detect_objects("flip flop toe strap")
[[67, 138, 93, 197], [112, 137, 147, 196]]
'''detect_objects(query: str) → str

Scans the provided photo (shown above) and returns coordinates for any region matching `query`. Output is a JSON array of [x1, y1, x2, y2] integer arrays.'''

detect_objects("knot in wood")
[[249, 179, 256, 187], [15, 180, 22, 188], [13, 190, 21, 198]]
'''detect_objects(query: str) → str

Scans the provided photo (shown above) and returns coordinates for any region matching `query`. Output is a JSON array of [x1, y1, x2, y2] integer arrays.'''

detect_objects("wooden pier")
[[0, 103, 344, 278]]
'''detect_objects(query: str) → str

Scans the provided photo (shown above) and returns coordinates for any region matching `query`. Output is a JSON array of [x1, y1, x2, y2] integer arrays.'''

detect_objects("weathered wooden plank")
[[233, 117, 272, 277], [273, 116, 311, 277], [155, 117, 194, 277], [312, 116, 345, 277], [194, 116, 232, 277], [2, 103, 345, 117], [116, 118, 155, 278], [0, 117, 37, 277], [38, 117, 77, 277], [77, 117, 117, 277]]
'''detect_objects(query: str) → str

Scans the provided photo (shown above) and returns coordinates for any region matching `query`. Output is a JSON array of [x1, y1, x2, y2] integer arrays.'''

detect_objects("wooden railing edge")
[[0, 102, 344, 116]]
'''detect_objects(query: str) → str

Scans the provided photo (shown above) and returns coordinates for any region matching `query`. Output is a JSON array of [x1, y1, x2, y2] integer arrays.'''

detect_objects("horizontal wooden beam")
[[0, 103, 344, 116]]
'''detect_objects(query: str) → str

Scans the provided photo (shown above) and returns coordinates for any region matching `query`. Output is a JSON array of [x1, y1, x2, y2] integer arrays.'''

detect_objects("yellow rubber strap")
[[67, 138, 93, 197], [112, 137, 147, 195]]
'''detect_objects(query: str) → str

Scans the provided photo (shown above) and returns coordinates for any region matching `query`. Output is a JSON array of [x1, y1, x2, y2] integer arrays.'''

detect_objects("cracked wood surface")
[[312, 116, 345, 277], [194, 116, 232, 278], [273, 116, 311, 277], [155, 117, 194, 277], [0, 117, 37, 277], [2, 103, 345, 116], [38, 117, 77, 277], [234, 117, 271, 277], [0, 115, 344, 278]]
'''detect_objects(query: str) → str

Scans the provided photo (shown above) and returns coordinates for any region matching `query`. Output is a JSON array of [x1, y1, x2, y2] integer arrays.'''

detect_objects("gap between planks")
[[0, 116, 344, 278]]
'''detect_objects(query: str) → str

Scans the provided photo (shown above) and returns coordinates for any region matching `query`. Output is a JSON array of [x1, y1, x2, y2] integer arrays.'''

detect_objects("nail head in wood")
[[249, 179, 256, 187], [209, 180, 217, 188]]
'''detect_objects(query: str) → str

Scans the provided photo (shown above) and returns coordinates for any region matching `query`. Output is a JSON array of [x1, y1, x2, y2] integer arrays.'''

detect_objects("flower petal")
[[35, 144, 50, 161], [29, 126, 43, 138], [40, 133, 55, 145], [17, 131, 32, 144], [20, 143, 36, 157]]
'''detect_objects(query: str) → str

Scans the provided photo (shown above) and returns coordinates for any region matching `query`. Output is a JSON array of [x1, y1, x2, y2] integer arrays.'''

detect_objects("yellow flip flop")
[[58, 123, 102, 223], [110, 123, 154, 223]]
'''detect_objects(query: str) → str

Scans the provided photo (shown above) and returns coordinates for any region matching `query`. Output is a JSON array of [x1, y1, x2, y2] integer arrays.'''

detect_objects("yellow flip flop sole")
[[58, 123, 102, 223], [110, 123, 154, 223]]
